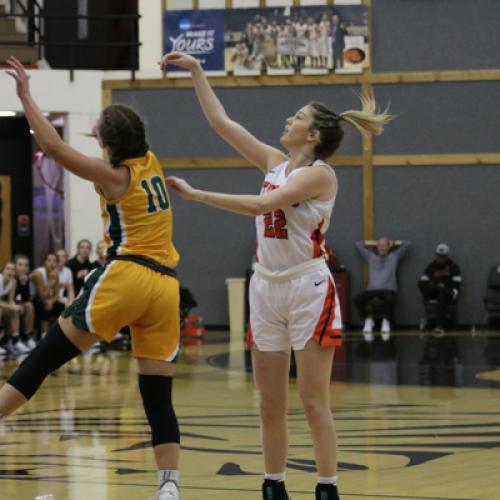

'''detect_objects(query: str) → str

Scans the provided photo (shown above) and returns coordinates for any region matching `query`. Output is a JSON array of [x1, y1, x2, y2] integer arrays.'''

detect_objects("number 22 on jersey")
[[263, 209, 288, 239], [141, 176, 170, 214]]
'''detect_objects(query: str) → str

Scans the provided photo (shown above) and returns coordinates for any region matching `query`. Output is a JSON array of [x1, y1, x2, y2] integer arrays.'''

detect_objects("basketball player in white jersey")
[[161, 51, 391, 500]]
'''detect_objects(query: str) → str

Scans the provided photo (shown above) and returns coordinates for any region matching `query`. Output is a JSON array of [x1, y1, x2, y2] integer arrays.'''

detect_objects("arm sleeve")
[[393, 240, 411, 259], [355, 241, 371, 261]]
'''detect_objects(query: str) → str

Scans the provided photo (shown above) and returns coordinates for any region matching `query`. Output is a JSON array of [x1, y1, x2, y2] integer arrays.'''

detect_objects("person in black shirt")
[[67, 239, 93, 295], [418, 243, 462, 335]]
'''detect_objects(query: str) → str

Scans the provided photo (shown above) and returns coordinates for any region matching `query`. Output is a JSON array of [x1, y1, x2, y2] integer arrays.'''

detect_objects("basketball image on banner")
[[163, 9, 226, 75]]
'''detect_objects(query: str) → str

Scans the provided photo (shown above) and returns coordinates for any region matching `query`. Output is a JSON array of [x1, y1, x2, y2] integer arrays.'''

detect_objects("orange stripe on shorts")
[[313, 279, 343, 347]]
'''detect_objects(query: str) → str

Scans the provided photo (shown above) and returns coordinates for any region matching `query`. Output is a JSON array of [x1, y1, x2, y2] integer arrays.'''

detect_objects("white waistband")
[[254, 258, 328, 283]]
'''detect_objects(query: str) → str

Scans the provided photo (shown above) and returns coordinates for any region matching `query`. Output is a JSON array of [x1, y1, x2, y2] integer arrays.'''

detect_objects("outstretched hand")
[[159, 52, 200, 73], [165, 176, 198, 200], [5, 56, 31, 99]]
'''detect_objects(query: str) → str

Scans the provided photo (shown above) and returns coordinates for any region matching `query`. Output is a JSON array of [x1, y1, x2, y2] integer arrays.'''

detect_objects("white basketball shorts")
[[249, 259, 343, 352]]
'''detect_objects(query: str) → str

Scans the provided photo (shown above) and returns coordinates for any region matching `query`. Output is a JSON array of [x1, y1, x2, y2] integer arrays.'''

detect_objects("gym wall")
[[109, 0, 500, 326]]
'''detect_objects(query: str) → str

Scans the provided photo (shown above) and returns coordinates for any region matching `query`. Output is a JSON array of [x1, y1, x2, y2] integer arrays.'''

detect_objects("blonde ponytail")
[[339, 90, 392, 136]]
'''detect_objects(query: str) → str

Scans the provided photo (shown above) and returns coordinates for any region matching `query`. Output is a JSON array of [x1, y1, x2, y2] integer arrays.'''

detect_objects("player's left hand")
[[159, 52, 200, 73], [5, 56, 31, 98], [165, 176, 198, 200]]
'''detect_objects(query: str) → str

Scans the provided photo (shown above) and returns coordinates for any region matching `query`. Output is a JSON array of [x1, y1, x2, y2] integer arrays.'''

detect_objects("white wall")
[[0, 1, 164, 257], [0, 69, 103, 256]]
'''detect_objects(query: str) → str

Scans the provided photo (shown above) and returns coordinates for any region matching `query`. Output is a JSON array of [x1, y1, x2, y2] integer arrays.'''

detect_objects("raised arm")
[[160, 52, 287, 173], [166, 166, 336, 216], [392, 240, 411, 259], [355, 241, 371, 260], [5, 57, 128, 191]]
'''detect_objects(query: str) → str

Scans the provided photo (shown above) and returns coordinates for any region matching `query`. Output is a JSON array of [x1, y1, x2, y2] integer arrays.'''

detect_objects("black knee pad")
[[139, 374, 180, 446], [7, 321, 81, 400]]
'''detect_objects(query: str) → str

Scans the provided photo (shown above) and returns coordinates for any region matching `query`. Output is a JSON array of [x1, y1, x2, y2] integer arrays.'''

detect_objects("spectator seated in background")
[[14, 254, 36, 350], [31, 252, 66, 337], [91, 240, 107, 269], [355, 237, 410, 342], [418, 243, 462, 336], [0, 261, 31, 354], [67, 238, 93, 296], [484, 262, 500, 328], [56, 248, 75, 307]]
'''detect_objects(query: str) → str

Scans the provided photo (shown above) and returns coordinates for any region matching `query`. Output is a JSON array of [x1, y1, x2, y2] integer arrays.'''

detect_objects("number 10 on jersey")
[[141, 176, 170, 214]]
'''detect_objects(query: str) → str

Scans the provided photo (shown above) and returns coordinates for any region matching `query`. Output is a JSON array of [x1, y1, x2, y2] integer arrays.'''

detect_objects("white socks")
[[318, 475, 337, 485], [265, 472, 286, 482]]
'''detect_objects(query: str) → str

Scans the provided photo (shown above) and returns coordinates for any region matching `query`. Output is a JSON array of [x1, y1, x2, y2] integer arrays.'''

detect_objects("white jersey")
[[0, 274, 14, 299], [58, 266, 73, 299], [34, 266, 48, 285], [255, 160, 336, 271]]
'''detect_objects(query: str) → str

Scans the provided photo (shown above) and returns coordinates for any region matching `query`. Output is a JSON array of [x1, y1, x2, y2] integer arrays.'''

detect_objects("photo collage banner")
[[163, 4, 369, 77]]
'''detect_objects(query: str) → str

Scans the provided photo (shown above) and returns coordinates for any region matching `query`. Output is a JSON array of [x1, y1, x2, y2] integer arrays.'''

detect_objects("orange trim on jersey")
[[262, 181, 280, 192], [245, 322, 254, 351], [313, 278, 343, 348], [310, 219, 325, 258]]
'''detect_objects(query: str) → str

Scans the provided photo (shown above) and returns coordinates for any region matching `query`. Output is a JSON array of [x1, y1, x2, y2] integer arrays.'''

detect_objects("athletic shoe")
[[433, 327, 445, 338], [362, 317, 374, 334], [88, 342, 102, 354], [10, 339, 31, 354], [25, 338, 37, 350], [262, 479, 291, 499], [363, 331, 374, 343], [157, 480, 179, 499], [380, 318, 391, 341], [381, 331, 391, 342], [316, 483, 340, 500], [381, 318, 391, 333]]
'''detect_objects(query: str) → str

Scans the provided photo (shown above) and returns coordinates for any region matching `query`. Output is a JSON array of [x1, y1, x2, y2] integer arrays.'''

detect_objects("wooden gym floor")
[[0, 330, 499, 500]]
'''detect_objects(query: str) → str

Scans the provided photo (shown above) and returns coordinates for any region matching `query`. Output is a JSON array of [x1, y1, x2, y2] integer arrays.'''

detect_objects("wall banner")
[[163, 5, 369, 76], [163, 9, 226, 73]]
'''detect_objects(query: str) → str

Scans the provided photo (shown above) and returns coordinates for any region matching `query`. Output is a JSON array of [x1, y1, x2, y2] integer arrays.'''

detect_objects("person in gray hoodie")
[[355, 237, 410, 342]]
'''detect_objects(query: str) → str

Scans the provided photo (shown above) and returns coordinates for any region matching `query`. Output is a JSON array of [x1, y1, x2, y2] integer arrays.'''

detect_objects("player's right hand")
[[165, 176, 197, 201], [5, 56, 31, 99]]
